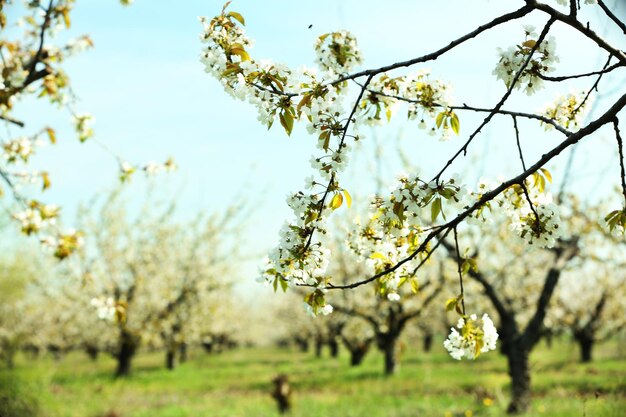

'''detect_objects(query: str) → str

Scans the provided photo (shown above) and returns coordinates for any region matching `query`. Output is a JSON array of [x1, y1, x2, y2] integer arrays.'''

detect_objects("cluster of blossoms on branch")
[[444, 313, 499, 360], [492, 25, 559, 95], [541, 92, 593, 131], [0, 0, 175, 259], [199, 4, 465, 315], [199, 1, 626, 363], [198, 4, 574, 317]]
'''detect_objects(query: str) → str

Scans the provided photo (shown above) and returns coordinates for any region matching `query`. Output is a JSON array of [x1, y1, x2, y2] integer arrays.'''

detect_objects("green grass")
[[1, 339, 625, 417]]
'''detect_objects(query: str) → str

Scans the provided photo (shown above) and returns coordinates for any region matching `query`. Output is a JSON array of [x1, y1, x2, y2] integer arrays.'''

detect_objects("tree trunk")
[[328, 338, 339, 358], [423, 333, 433, 353], [179, 343, 188, 363], [506, 346, 531, 414], [166, 348, 175, 370], [381, 336, 397, 376], [294, 337, 309, 352], [85, 345, 99, 361], [349, 345, 369, 366], [115, 329, 139, 378], [314, 337, 323, 358], [577, 335, 594, 363]]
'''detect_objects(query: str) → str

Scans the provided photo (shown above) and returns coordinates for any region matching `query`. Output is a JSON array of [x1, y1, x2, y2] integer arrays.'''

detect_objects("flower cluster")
[[13, 202, 59, 235], [444, 313, 499, 360], [90, 297, 118, 321], [41, 229, 85, 260], [492, 26, 559, 95], [73, 113, 95, 142], [3, 136, 39, 163], [603, 208, 626, 238], [359, 70, 457, 141], [314, 31, 363, 76], [509, 200, 562, 248], [540, 92, 591, 131]]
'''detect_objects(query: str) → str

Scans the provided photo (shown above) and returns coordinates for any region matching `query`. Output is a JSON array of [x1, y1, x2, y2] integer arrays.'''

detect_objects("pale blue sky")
[[8, 0, 625, 291]]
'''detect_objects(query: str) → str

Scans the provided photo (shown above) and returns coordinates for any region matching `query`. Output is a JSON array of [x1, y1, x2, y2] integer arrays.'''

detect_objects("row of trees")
[[271, 196, 626, 412], [0, 190, 250, 377]]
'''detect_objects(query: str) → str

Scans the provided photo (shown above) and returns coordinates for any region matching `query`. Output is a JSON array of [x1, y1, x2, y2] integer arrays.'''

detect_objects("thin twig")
[[330, 4, 534, 85], [537, 62, 623, 82], [453, 226, 466, 316], [573, 54, 613, 115], [613, 118, 626, 204], [307, 92, 626, 291], [512, 115, 541, 224], [432, 18, 556, 183], [597, 0, 626, 35], [300, 74, 374, 255]]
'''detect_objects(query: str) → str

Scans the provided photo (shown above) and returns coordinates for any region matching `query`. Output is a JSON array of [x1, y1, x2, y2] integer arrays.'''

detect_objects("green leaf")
[[410, 278, 419, 294], [431, 197, 442, 223], [228, 11, 245, 25], [450, 112, 460, 135], [445, 297, 457, 312], [279, 110, 294, 136], [435, 111, 446, 129]]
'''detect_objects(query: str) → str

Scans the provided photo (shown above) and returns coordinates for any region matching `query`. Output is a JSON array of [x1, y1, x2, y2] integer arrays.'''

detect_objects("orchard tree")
[[0, 246, 52, 367], [549, 239, 626, 363], [78, 191, 237, 376], [438, 192, 626, 413], [327, 242, 448, 375]]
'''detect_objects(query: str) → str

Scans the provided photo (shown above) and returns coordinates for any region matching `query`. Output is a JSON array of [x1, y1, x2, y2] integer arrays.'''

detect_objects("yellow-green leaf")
[[435, 111, 446, 129], [46, 128, 56, 144], [329, 192, 343, 209], [540, 168, 552, 183], [279, 110, 294, 136], [370, 252, 389, 262], [343, 189, 352, 208], [450, 112, 460, 135], [228, 11, 245, 25], [431, 197, 442, 223]]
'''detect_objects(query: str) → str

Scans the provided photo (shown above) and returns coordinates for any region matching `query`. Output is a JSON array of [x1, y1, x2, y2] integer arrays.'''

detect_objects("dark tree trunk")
[[166, 349, 175, 370], [294, 337, 309, 352], [544, 331, 553, 349], [423, 333, 433, 353], [115, 329, 139, 378], [576, 334, 594, 363], [379, 335, 398, 376], [349, 344, 370, 366], [179, 343, 188, 363], [328, 338, 339, 358], [314, 337, 323, 358], [85, 345, 99, 361], [506, 345, 531, 414]]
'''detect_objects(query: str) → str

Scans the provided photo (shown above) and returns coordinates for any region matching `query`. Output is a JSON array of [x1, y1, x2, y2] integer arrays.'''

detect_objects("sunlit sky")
[[8, 0, 625, 295]]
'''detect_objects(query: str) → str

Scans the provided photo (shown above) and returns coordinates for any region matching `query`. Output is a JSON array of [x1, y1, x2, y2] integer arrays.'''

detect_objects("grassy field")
[[1, 339, 625, 417]]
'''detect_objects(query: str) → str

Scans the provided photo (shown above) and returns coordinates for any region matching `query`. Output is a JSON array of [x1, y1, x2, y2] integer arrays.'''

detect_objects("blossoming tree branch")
[[199, 0, 625, 361], [0, 0, 173, 259]]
